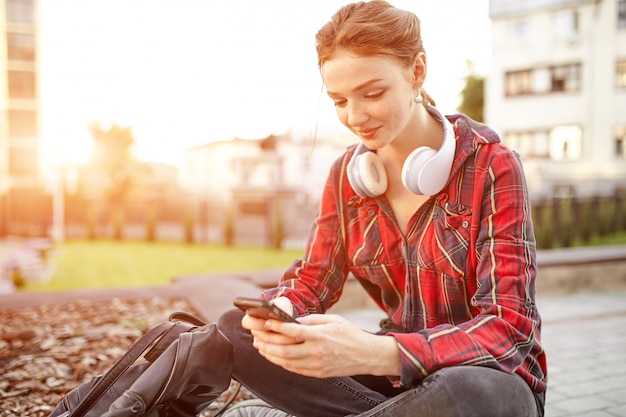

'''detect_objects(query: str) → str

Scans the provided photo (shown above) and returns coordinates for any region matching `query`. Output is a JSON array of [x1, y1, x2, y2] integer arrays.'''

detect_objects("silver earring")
[[414, 92, 423, 104]]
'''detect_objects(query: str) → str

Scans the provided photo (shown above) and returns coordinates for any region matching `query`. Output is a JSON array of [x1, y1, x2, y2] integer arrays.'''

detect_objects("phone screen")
[[233, 297, 297, 323]]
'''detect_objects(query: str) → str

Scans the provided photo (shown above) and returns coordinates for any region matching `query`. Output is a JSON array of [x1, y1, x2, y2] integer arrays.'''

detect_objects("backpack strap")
[[143, 312, 206, 362], [168, 311, 206, 326], [70, 312, 205, 417]]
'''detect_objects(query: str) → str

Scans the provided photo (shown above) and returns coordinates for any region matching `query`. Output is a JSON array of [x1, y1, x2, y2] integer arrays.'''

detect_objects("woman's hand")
[[241, 297, 301, 345], [249, 313, 402, 379]]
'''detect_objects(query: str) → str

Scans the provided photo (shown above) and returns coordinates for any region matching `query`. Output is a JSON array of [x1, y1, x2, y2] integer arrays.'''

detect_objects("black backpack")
[[49, 312, 234, 417]]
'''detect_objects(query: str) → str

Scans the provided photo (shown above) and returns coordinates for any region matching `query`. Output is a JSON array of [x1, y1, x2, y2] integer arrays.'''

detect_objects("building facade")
[[486, 0, 626, 199], [0, 0, 42, 236], [183, 132, 349, 246]]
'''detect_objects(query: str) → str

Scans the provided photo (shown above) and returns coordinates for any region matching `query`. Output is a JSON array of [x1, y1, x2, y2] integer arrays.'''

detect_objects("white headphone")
[[346, 104, 455, 197]]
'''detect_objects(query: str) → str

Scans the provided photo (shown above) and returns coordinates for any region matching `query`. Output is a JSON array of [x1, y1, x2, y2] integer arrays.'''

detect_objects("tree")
[[88, 122, 135, 204], [458, 60, 484, 122], [86, 122, 136, 239]]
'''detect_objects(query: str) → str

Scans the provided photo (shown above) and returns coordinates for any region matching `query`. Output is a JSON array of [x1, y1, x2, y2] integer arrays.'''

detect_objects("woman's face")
[[321, 51, 421, 150]]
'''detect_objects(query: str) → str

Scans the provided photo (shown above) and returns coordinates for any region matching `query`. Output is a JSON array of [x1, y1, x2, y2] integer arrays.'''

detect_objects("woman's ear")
[[412, 52, 427, 88]]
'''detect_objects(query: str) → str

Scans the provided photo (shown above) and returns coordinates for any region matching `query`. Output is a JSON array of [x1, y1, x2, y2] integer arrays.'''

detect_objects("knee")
[[425, 367, 537, 417], [217, 308, 247, 342]]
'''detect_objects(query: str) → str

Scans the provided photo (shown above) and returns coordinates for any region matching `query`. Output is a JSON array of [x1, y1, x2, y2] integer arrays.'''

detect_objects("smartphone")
[[233, 297, 298, 323]]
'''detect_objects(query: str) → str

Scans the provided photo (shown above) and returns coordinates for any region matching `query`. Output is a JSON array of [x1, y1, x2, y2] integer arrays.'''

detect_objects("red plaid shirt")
[[263, 114, 547, 395]]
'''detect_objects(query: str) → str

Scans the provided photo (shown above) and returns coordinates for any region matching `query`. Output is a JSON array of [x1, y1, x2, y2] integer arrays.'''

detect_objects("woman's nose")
[[346, 102, 368, 127]]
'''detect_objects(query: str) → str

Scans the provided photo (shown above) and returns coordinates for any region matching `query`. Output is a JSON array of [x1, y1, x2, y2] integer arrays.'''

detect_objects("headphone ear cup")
[[347, 149, 388, 197], [356, 152, 388, 197], [402, 104, 456, 195], [401, 146, 437, 195]]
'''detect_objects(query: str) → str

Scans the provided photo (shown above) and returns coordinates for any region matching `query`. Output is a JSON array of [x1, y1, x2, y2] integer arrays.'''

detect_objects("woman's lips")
[[357, 127, 379, 140]]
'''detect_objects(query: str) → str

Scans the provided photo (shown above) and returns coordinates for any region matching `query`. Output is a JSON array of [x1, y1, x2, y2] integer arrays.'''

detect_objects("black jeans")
[[217, 309, 542, 417]]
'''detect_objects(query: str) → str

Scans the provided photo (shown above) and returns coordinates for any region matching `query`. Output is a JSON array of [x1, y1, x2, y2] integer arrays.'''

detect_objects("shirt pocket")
[[417, 201, 472, 279]]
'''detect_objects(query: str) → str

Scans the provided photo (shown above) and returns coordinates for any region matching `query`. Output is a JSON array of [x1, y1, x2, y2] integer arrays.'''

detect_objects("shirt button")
[[368, 209, 375, 216], [462, 220, 469, 228]]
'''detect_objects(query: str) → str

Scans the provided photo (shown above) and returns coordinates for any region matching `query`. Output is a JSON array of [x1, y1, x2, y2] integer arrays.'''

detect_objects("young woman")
[[218, 1, 548, 416]]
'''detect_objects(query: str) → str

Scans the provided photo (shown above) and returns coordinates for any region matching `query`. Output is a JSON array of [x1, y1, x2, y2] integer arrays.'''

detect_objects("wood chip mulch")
[[0, 297, 254, 416]]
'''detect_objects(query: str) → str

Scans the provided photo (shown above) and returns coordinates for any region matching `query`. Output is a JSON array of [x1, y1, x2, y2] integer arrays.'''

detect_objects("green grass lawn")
[[15, 231, 626, 293], [22, 239, 303, 292]]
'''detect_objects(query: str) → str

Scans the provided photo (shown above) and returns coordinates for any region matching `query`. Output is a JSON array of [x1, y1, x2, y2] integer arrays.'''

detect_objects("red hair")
[[315, 0, 435, 105]]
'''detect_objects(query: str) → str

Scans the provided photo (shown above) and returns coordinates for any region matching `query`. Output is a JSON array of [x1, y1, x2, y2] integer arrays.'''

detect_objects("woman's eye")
[[365, 91, 384, 100], [333, 99, 347, 107]]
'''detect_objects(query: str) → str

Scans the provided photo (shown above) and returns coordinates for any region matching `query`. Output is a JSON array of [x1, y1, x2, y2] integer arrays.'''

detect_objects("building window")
[[505, 70, 533, 96], [504, 131, 550, 159], [505, 64, 581, 96], [7, 32, 35, 61], [550, 63, 581, 92], [552, 9, 578, 39], [7, 70, 36, 99], [619, 0, 626, 29], [5, 0, 35, 24], [507, 19, 530, 42], [8, 147, 38, 176], [531, 68, 552, 94], [616, 126, 626, 158], [617, 59, 626, 89], [550, 125, 582, 161], [8, 110, 37, 137]]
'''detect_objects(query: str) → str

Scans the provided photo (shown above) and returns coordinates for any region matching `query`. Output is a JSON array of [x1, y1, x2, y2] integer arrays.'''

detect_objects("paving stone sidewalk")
[[538, 291, 626, 417]]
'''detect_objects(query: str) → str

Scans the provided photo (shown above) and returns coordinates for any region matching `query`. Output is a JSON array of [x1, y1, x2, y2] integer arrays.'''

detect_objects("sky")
[[38, 0, 492, 168]]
